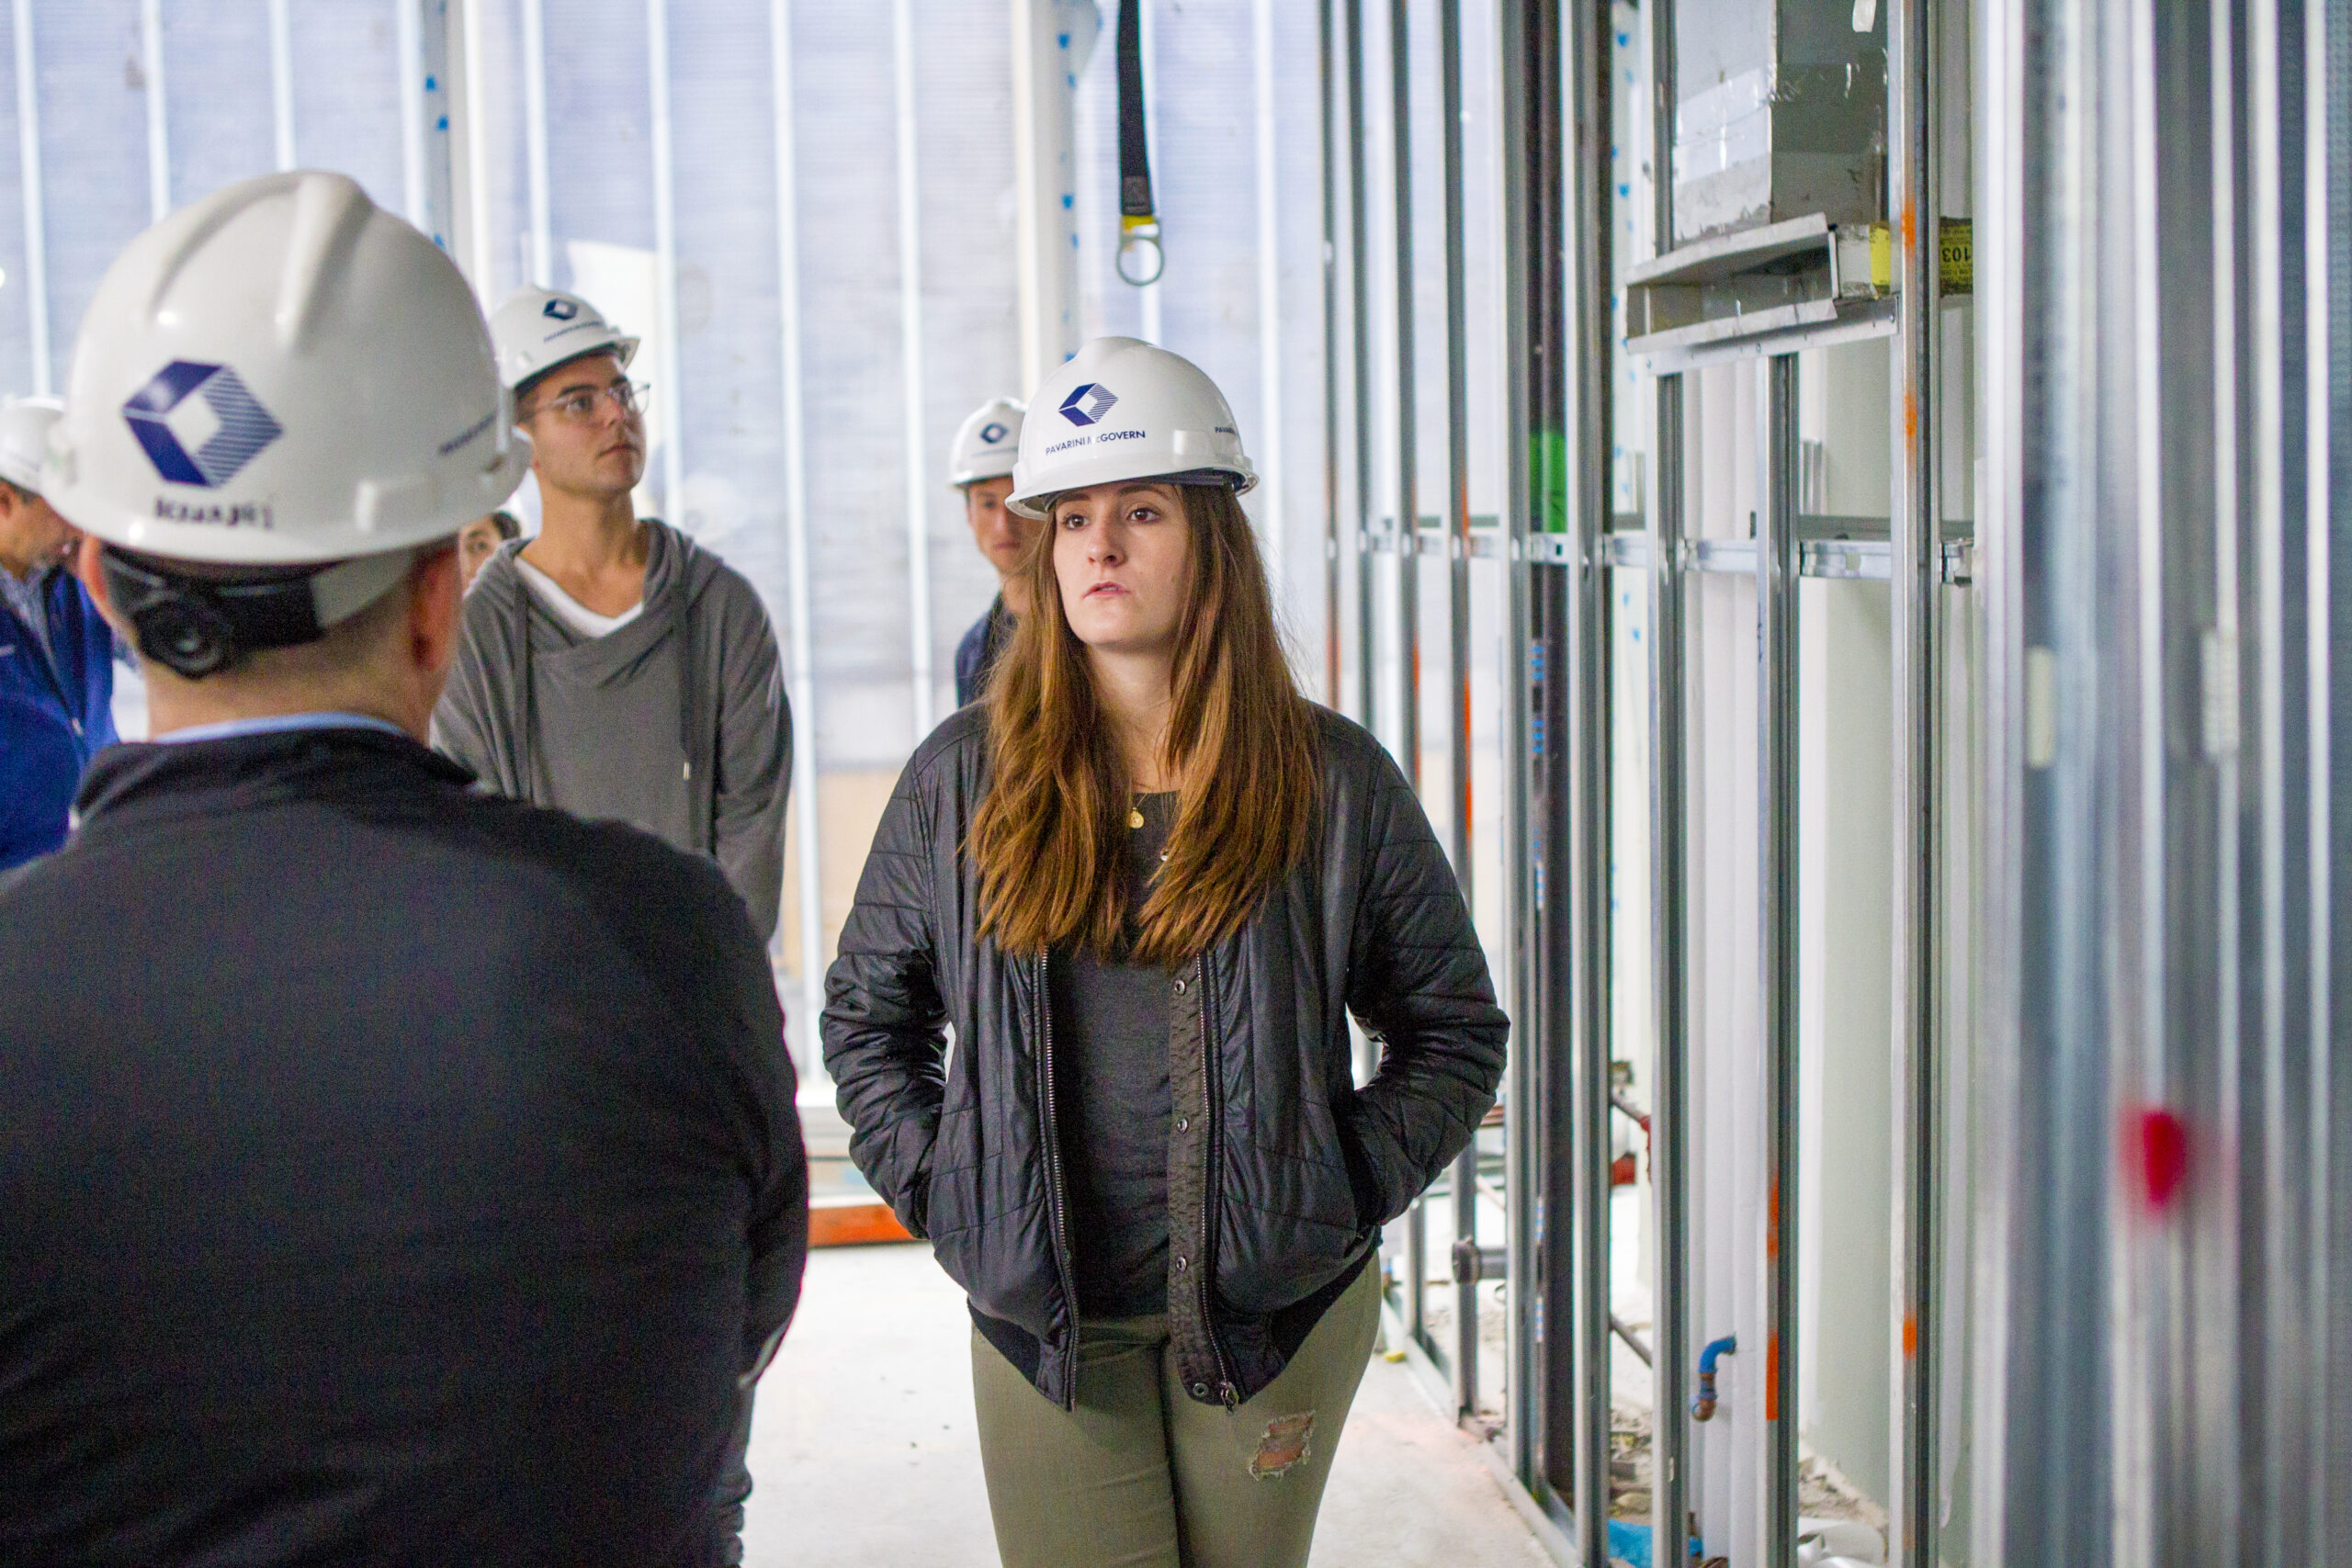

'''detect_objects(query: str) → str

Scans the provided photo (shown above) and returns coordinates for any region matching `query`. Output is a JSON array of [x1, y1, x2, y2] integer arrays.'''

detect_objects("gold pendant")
[[1127, 806, 1146, 830]]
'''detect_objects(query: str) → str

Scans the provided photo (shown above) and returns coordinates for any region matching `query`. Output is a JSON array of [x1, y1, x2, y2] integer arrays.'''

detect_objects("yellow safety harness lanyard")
[[1114, 0, 1163, 286]]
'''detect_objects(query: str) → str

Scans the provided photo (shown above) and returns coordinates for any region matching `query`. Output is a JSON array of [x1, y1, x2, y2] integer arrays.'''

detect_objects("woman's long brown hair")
[[967, 482, 1318, 965]]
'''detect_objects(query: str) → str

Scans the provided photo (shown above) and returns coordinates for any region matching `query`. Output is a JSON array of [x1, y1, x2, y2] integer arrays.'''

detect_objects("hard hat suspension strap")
[[100, 546, 414, 679]]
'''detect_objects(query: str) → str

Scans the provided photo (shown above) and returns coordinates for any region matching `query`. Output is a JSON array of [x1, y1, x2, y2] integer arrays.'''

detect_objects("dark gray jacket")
[[823, 703, 1506, 1409], [0, 728, 805, 1565], [434, 520, 790, 942]]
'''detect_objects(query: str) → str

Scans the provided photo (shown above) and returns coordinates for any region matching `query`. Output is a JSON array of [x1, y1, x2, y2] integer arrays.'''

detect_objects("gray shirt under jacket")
[[1048, 790, 1179, 1319], [433, 518, 791, 942]]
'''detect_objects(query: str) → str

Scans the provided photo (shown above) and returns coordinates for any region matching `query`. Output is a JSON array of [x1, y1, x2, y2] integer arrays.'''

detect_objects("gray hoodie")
[[432, 519, 790, 942]]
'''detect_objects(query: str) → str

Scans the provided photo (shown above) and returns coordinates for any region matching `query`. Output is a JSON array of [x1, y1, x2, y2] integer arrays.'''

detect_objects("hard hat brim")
[[1006, 456, 1256, 520], [512, 334, 640, 395]]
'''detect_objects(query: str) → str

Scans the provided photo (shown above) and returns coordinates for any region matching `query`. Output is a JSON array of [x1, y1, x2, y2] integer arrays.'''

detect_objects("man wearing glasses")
[[435, 288, 793, 1562], [436, 288, 791, 948]]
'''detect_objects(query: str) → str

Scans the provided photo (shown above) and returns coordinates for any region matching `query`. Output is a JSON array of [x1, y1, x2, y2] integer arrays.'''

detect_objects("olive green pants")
[[970, 1263, 1382, 1568]]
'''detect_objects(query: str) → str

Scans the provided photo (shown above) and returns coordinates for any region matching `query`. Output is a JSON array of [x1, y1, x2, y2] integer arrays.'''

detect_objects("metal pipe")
[[1756, 351, 1801, 1568], [520, 0, 552, 285], [890, 0, 936, 738], [267, 0, 296, 172], [1343, 0, 1374, 731], [1645, 0, 1689, 1547], [769, 0, 826, 1043], [1136, 0, 1164, 346], [1252, 0, 1285, 605], [1612, 1314, 1654, 1369], [1566, 0, 1616, 1539], [12, 0, 49, 395], [1887, 0, 1941, 1561], [140, 0, 168, 223], [1318, 0, 1341, 706], [1437, 0, 1477, 1421], [647, 0, 686, 525]]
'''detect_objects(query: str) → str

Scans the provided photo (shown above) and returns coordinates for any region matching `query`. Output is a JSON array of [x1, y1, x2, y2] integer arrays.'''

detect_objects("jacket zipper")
[[1193, 952, 1241, 1407], [1034, 953, 1082, 1397]]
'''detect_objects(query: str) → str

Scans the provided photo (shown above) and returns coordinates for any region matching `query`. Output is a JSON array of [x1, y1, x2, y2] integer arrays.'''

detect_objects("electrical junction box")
[[1672, 0, 1889, 247]]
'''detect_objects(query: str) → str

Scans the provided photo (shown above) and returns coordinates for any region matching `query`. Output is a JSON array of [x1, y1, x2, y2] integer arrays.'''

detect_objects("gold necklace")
[[1127, 793, 1146, 830]]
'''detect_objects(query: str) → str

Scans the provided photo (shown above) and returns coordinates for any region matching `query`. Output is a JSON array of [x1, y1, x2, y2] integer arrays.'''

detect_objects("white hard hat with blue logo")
[[488, 286, 639, 394], [1007, 336, 1255, 520], [0, 396, 62, 496], [44, 170, 527, 570], [947, 397, 1025, 488]]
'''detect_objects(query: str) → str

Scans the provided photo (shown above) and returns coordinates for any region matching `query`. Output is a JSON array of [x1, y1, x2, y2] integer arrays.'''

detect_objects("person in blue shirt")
[[948, 397, 1035, 707], [0, 395, 116, 871]]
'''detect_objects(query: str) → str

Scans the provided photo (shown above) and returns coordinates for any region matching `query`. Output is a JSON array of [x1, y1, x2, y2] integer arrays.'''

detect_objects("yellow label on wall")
[[1869, 219, 1973, 296]]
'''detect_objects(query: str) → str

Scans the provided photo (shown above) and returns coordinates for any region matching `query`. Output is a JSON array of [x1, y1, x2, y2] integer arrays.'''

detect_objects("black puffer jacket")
[[823, 704, 1507, 1409]]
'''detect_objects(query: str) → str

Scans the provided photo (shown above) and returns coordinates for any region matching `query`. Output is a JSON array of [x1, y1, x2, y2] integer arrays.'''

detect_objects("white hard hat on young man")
[[0, 396, 62, 495], [1005, 336, 1255, 520], [947, 397, 1024, 488], [488, 286, 639, 393], [44, 169, 528, 676]]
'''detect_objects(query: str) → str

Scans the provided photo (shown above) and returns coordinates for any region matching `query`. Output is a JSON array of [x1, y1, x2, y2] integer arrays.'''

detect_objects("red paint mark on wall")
[[1903, 1314, 1918, 1359], [1764, 1332, 1781, 1421], [2135, 1109, 2190, 1211]]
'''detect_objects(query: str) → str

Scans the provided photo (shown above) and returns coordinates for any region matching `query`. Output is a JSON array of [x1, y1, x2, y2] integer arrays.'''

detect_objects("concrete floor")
[[743, 1243, 1555, 1567]]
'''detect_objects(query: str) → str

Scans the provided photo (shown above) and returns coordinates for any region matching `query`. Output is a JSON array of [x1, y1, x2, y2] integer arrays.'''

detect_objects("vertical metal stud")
[[1647, 370, 1690, 1568], [1385, 0, 1430, 1354], [1887, 0, 1941, 1561], [1566, 0, 1616, 1544], [1757, 351, 1800, 1568], [1344, 0, 1375, 731], [140, 0, 168, 224], [267, 0, 296, 172], [1645, 0, 1689, 1553], [1437, 0, 1478, 1420], [12, 0, 50, 394], [889, 0, 935, 738], [1493, 0, 1553, 1494], [1252, 0, 1285, 604], [520, 0, 552, 284], [647, 0, 686, 526], [770, 0, 826, 1034], [1319, 0, 1343, 706]]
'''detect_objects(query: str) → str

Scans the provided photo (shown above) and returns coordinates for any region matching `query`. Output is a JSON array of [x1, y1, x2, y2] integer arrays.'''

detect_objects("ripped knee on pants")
[[1247, 1411, 1317, 1479]]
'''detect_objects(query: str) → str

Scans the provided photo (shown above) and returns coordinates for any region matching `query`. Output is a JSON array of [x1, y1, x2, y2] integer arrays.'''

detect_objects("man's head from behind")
[[40, 170, 527, 738], [77, 537, 463, 739]]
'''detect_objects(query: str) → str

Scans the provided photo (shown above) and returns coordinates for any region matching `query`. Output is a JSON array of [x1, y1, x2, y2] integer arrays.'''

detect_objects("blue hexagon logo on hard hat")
[[979, 421, 1010, 445], [122, 361, 283, 489], [543, 298, 580, 321], [1059, 383, 1118, 427]]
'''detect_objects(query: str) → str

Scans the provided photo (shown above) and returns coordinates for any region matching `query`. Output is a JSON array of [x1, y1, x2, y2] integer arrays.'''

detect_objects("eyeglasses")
[[527, 378, 651, 424]]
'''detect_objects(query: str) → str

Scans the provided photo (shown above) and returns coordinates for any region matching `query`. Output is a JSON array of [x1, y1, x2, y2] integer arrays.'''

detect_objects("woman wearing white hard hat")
[[826, 336, 1506, 1566]]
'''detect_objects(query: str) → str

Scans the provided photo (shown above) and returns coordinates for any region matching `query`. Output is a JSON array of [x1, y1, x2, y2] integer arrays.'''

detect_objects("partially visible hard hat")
[[0, 396, 62, 495], [948, 397, 1025, 487], [1007, 337, 1256, 520], [489, 286, 639, 393], [45, 170, 527, 567]]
